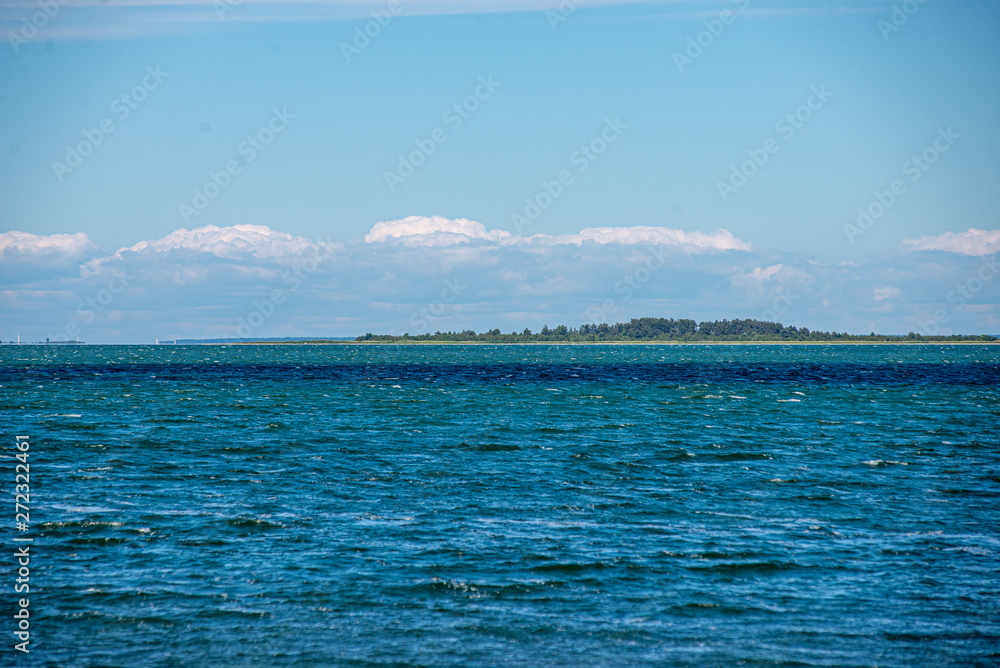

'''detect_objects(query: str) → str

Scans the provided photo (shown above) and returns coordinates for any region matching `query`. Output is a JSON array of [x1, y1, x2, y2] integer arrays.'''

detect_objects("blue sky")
[[1, 0, 998, 342]]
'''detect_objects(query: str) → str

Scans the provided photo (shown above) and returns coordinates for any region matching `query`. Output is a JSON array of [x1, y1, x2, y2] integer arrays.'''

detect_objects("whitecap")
[[50, 504, 116, 513]]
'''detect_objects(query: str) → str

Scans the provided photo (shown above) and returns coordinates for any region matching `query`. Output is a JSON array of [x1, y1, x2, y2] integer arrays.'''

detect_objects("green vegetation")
[[355, 317, 997, 343]]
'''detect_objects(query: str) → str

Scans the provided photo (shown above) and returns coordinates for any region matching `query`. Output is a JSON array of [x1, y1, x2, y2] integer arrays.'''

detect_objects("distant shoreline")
[[215, 340, 999, 346], [133, 316, 996, 346], [6, 340, 997, 347]]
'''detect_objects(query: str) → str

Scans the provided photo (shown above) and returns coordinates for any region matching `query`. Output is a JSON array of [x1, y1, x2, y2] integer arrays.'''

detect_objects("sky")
[[1, 0, 998, 343]]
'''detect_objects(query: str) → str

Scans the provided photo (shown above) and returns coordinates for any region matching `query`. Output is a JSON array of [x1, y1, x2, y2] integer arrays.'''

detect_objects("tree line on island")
[[355, 317, 997, 343]]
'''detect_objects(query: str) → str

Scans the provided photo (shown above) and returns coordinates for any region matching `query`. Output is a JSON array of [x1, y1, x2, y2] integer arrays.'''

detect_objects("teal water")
[[2, 344, 999, 666]]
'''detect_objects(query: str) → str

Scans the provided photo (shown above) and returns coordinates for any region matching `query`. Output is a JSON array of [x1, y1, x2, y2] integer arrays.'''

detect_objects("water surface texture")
[[2, 344, 999, 666]]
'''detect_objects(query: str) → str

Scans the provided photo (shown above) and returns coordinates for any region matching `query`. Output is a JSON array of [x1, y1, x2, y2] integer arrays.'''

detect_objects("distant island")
[[353, 317, 998, 343]]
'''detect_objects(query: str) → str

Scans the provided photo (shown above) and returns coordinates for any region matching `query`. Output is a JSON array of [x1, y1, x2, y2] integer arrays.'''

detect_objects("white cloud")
[[0, 0, 895, 41], [0, 0, 877, 17], [873, 286, 900, 301], [0, 0, 664, 42], [112, 224, 337, 260], [539, 226, 751, 252], [730, 262, 811, 296], [0, 0, 666, 13], [365, 215, 511, 247], [748, 264, 783, 281], [365, 216, 750, 253], [0, 231, 95, 259], [901, 228, 1000, 257]]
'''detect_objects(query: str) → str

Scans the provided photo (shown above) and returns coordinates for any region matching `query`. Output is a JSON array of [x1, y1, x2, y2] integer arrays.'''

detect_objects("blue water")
[[3, 344, 999, 666]]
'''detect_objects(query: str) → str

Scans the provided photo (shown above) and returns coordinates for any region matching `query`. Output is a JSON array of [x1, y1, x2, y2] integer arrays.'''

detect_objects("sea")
[[2, 344, 998, 667]]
